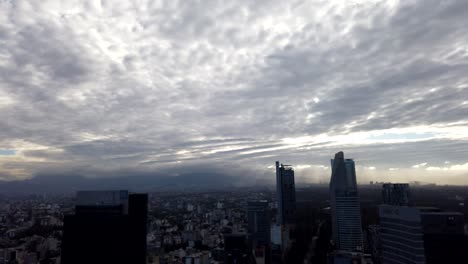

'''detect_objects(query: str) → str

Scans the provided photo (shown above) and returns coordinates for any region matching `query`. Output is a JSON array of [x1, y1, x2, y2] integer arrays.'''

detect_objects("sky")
[[1, 0, 468, 185]]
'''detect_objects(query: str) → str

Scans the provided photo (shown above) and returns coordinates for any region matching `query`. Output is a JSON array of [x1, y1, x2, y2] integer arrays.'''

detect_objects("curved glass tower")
[[329, 151, 363, 252]]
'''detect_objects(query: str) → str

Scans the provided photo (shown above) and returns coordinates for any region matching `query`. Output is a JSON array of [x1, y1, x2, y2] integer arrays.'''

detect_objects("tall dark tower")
[[247, 201, 271, 246], [329, 152, 363, 252], [128, 193, 148, 264], [276, 161, 296, 226], [61, 190, 148, 264]]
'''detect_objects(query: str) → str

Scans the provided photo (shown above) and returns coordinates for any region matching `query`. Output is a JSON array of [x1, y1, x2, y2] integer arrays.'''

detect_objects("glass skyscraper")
[[247, 200, 271, 246], [275, 161, 296, 226], [329, 151, 363, 252]]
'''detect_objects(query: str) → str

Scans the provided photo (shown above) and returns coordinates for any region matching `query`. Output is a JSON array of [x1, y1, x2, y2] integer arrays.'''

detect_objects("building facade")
[[224, 234, 255, 264], [247, 201, 271, 247], [329, 151, 363, 252], [61, 190, 148, 264], [379, 205, 468, 264], [275, 161, 296, 226], [379, 205, 426, 264], [382, 183, 410, 206]]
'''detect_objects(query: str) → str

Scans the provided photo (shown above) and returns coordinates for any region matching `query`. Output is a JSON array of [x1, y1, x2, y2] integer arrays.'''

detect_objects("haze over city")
[[1, 0, 468, 185]]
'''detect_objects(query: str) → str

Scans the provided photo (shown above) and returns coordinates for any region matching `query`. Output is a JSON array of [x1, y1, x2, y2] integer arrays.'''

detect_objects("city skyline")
[[2, 173, 468, 263], [1, 0, 468, 185]]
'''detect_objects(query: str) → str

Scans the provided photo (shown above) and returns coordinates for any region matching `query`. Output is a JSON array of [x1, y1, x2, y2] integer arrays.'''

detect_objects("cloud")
[[0, 0, 468, 184], [412, 162, 428, 168], [426, 162, 468, 171]]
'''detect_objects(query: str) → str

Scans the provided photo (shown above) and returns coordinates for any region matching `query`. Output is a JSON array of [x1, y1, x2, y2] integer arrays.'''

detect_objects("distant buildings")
[[382, 183, 410, 206], [275, 161, 296, 226], [61, 190, 148, 264], [329, 151, 363, 252], [379, 205, 468, 264], [184, 251, 210, 264]]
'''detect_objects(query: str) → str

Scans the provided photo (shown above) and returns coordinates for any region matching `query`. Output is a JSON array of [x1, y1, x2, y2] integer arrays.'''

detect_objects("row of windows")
[[335, 205, 361, 208], [335, 195, 360, 199], [336, 212, 361, 215], [338, 228, 362, 232], [336, 214, 361, 217], [381, 234, 423, 249], [380, 217, 421, 227], [380, 229, 423, 241], [337, 221, 361, 224], [336, 218, 361, 221], [334, 200, 360, 203], [381, 222, 422, 234], [383, 254, 425, 264], [335, 206, 361, 210], [339, 236, 363, 240], [382, 244, 425, 262], [381, 256, 407, 264], [382, 238, 425, 254]]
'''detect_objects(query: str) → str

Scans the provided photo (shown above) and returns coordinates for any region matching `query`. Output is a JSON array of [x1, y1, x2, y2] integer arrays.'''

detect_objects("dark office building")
[[61, 190, 148, 264], [247, 200, 271, 264], [276, 161, 296, 225], [379, 205, 468, 264], [421, 210, 468, 264], [247, 201, 271, 246], [224, 234, 255, 264]]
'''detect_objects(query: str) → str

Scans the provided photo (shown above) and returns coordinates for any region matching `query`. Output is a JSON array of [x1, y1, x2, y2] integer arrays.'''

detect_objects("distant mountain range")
[[0, 172, 261, 195]]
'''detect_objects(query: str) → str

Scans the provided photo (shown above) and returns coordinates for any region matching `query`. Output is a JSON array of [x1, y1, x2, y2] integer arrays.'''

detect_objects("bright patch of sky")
[[0, 150, 15, 156], [367, 132, 436, 141]]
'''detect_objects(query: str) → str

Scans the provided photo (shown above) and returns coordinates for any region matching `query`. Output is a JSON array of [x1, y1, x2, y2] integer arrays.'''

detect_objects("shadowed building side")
[[247, 200, 271, 264], [61, 190, 147, 264], [379, 205, 468, 264], [276, 161, 296, 226]]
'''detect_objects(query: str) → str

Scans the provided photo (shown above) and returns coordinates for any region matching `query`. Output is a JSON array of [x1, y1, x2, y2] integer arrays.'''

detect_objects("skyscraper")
[[379, 205, 468, 264], [382, 183, 410, 206], [224, 234, 254, 264], [247, 201, 271, 264], [275, 161, 296, 225], [329, 151, 363, 252], [247, 201, 271, 246], [61, 190, 148, 264]]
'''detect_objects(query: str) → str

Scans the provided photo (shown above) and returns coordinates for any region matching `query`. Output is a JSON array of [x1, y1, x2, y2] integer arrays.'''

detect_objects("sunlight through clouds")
[[0, 0, 468, 183]]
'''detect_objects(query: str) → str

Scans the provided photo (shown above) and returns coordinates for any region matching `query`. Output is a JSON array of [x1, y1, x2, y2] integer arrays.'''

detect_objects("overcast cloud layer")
[[1, 0, 468, 185]]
